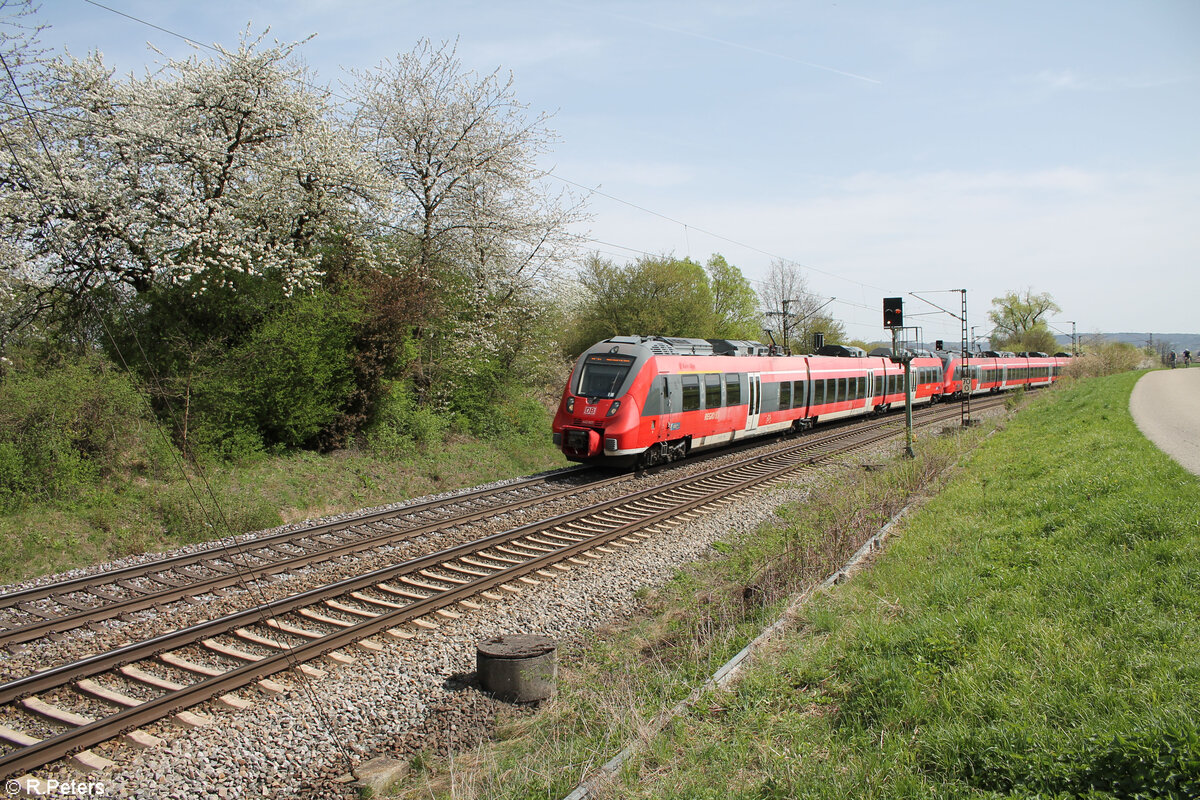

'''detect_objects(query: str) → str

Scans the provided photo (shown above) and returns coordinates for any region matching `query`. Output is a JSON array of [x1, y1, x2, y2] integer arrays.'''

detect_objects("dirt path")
[[1129, 367, 1200, 476]]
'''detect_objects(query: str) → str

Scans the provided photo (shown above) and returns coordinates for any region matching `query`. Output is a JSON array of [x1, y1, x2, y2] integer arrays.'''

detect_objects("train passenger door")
[[646, 375, 671, 442], [865, 369, 875, 408], [746, 372, 761, 431]]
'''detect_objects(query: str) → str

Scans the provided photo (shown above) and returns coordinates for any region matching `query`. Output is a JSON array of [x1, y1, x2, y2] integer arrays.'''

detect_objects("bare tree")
[[759, 259, 845, 351]]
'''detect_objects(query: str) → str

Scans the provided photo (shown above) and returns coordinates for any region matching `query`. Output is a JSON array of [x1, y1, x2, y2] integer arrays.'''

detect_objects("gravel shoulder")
[[1129, 368, 1200, 476]]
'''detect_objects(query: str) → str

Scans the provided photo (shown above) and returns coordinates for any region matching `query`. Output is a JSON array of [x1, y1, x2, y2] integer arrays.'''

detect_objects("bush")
[[366, 380, 449, 455], [184, 290, 361, 458], [0, 356, 174, 510], [1067, 341, 1145, 378]]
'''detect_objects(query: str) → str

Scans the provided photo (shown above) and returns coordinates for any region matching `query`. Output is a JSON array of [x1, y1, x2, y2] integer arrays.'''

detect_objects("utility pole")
[[781, 298, 791, 353]]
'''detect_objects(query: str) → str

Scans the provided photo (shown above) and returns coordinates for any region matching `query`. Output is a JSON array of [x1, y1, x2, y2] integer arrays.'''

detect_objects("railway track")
[[0, 415, 846, 652], [0, 465, 615, 649], [0, 398, 1002, 781]]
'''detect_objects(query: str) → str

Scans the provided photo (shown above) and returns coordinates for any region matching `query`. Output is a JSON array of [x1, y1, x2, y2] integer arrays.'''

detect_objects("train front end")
[[552, 337, 653, 467]]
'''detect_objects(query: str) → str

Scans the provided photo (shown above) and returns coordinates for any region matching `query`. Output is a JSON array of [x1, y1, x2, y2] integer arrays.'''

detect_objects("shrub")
[[184, 290, 361, 457], [366, 380, 449, 455], [0, 356, 174, 510], [1067, 341, 1145, 378]]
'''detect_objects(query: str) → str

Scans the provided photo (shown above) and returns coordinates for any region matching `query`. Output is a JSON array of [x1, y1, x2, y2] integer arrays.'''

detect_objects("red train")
[[552, 336, 1069, 468]]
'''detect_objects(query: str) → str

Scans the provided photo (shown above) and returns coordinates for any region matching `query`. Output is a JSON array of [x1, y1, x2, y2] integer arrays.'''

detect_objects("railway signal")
[[883, 297, 903, 328]]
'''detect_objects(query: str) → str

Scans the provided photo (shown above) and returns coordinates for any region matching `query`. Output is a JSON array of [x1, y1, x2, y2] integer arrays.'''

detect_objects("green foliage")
[[0, 355, 173, 510], [184, 298, 357, 456], [989, 288, 1061, 352], [366, 380, 449, 454], [151, 483, 282, 546], [565, 253, 737, 355], [705, 253, 762, 340], [1064, 724, 1200, 799], [0, 410, 569, 584]]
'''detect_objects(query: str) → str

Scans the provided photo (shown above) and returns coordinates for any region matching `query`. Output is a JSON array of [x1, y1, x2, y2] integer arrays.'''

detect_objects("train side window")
[[682, 375, 701, 412], [725, 373, 741, 405], [794, 380, 806, 408], [779, 381, 791, 410], [705, 373, 721, 408], [857, 377, 866, 399]]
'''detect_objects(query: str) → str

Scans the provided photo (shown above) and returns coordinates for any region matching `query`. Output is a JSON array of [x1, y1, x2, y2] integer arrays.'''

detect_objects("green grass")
[[0, 430, 569, 584], [388, 373, 1200, 799], [621, 372, 1200, 799]]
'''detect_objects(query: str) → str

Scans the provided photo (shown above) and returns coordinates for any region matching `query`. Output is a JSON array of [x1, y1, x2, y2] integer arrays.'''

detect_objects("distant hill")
[[1061, 332, 1200, 353]]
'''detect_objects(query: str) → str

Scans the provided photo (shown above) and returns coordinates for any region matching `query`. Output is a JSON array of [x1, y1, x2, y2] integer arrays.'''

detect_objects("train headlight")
[[606, 400, 621, 417], [566, 397, 575, 413]]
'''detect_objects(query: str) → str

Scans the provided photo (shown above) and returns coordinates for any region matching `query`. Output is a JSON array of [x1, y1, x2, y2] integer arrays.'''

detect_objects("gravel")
[[9, 412, 996, 798]]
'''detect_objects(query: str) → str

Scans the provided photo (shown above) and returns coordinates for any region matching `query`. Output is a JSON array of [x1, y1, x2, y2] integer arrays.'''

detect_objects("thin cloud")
[[585, 5, 882, 85], [1033, 69, 1085, 90]]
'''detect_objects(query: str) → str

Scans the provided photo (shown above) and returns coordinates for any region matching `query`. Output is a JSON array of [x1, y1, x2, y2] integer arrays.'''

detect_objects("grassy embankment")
[[390, 372, 1199, 799], [0, 433, 569, 586]]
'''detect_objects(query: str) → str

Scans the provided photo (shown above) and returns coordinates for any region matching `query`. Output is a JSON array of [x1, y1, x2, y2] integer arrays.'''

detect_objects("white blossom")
[[0, 29, 378, 298]]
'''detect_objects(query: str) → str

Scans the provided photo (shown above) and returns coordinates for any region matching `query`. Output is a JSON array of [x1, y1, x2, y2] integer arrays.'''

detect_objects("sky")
[[26, 0, 1200, 343]]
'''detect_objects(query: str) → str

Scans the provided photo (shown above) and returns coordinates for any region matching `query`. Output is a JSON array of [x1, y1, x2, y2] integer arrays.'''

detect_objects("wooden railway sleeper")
[[48, 594, 96, 612], [82, 584, 125, 602], [15, 602, 58, 620]]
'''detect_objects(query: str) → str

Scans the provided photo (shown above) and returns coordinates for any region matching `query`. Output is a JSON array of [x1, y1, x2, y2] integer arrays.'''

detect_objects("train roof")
[[601, 335, 773, 357]]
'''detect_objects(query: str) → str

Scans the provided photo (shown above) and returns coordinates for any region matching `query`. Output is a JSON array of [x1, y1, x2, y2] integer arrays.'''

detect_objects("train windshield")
[[576, 353, 636, 399]]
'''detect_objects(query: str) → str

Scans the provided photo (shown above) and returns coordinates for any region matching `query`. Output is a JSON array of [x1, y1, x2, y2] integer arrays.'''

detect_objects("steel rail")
[[0, 469, 630, 647], [0, 413, 898, 704], [0, 403, 922, 648], [0, 401, 979, 780], [0, 466, 598, 609]]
